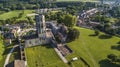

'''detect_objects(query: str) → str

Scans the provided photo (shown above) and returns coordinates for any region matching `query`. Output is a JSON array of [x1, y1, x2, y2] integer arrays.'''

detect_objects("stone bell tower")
[[35, 14, 46, 37]]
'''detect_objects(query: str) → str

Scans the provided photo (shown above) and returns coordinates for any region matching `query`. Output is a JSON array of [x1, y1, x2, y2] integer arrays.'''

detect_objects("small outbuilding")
[[72, 57, 78, 61]]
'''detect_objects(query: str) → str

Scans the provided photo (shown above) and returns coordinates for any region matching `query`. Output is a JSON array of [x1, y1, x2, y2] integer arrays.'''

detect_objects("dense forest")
[[0, 0, 99, 11], [0, 0, 57, 11]]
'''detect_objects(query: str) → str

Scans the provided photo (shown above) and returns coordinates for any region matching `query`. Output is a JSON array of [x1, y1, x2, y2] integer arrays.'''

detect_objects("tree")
[[64, 14, 77, 27], [3, 27, 9, 31], [94, 30, 99, 36], [67, 28, 80, 42], [26, 17, 34, 24], [107, 54, 118, 62], [109, 6, 120, 17], [107, 28, 116, 35], [18, 11, 24, 18], [66, 6, 78, 15], [17, 3, 24, 10], [56, 11, 66, 23], [36, 3, 40, 9], [104, 22, 112, 32], [10, 4, 16, 10]]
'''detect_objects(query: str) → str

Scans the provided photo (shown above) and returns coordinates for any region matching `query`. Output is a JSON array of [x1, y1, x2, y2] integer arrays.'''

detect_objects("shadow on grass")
[[89, 34, 98, 36], [111, 45, 120, 51], [98, 34, 112, 39], [27, 44, 53, 49], [2, 47, 12, 55], [66, 38, 77, 43], [80, 57, 90, 67], [6, 61, 14, 67], [13, 46, 21, 60], [99, 59, 120, 67], [12, 39, 19, 45], [2, 43, 18, 55], [117, 41, 120, 44], [41, 44, 53, 49]]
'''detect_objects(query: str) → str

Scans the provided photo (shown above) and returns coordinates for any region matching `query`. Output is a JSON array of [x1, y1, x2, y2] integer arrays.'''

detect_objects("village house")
[[4, 32, 14, 46]]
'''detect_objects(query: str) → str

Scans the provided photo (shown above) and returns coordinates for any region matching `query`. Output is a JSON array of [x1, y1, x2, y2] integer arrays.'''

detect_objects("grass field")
[[0, 36, 5, 67], [25, 27, 120, 67], [0, 44, 15, 67], [18, 10, 35, 20], [0, 11, 21, 20], [66, 27, 120, 67], [57, 0, 99, 2], [0, 10, 34, 20], [25, 45, 69, 67], [0, 37, 4, 61]]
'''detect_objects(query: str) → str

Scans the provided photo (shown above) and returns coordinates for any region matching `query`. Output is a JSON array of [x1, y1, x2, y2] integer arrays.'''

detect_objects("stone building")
[[24, 14, 50, 47]]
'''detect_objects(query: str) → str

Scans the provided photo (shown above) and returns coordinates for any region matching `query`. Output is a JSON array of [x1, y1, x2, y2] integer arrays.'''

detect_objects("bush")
[[94, 30, 99, 36], [107, 54, 118, 62]]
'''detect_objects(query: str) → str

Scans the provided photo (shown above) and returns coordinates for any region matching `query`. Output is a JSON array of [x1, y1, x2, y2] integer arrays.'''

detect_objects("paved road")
[[4, 45, 18, 67]]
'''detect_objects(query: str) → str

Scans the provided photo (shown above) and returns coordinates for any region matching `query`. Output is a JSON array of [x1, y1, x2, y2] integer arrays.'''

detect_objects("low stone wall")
[[64, 45, 73, 53]]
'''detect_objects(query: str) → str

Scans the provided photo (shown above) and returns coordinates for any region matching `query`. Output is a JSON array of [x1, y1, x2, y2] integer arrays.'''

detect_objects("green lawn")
[[17, 10, 35, 20], [0, 10, 34, 20], [66, 27, 120, 67], [57, 0, 99, 2], [0, 35, 5, 67], [25, 45, 69, 67], [0, 44, 15, 67], [0, 11, 21, 20], [0, 36, 4, 61]]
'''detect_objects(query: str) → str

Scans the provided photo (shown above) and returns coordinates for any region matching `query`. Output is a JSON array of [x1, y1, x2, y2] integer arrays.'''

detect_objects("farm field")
[[66, 27, 120, 67], [25, 44, 69, 67]]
